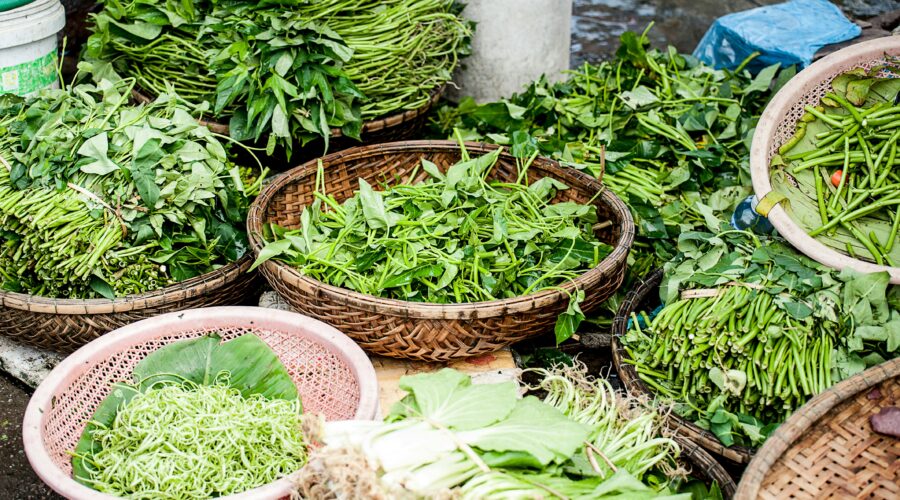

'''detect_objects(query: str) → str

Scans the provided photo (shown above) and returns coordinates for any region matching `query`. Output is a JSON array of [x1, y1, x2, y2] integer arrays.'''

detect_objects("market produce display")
[[0, 79, 263, 299], [251, 141, 613, 343], [621, 217, 900, 448], [73, 334, 307, 498], [84, 0, 471, 156], [772, 65, 900, 265], [296, 366, 720, 499], [435, 27, 794, 326]]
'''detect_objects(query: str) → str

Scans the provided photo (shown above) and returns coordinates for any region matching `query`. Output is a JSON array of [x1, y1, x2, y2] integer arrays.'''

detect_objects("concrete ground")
[[3, 0, 899, 498]]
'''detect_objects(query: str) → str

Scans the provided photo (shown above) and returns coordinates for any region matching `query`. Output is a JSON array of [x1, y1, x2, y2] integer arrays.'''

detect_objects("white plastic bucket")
[[0, 0, 65, 96]]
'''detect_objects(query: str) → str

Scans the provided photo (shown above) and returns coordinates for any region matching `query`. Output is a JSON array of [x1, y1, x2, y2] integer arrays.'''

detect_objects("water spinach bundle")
[[85, 0, 471, 156], [252, 143, 613, 343], [73, 334, 307, 498], [621, 225, 900, 448], [773, 65, 900, 265], [0, 80, 263, 299], [296, 367, 710, 499], [435, 28, 793, 325]]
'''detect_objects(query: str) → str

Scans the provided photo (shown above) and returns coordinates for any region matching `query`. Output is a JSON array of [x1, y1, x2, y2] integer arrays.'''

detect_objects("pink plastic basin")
[[22, 306, 379, 499]]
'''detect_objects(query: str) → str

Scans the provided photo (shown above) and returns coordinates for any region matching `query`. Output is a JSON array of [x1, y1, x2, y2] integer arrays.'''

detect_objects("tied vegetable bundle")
[[251, 142, 613, 343], [73, 334, 307, 498], [296, 366, 718, 499], [621, 220, 900, 448], [0, 79, 264, 299], [85, 0, 471, 157], [773, 65, 900, 265], [435, 27, 792, 325]]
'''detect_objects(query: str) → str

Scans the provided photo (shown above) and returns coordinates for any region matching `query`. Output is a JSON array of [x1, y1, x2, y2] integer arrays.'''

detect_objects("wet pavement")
[[0, 374, 59, 499], [3, 0, 900, 498]]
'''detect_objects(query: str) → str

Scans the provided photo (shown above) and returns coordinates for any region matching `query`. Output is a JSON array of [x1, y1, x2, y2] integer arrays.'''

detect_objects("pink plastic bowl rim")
[[22, 306, 379, 500]]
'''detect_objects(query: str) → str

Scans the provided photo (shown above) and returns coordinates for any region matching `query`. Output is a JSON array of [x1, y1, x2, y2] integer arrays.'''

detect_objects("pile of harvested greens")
[[296, 366, 719, 499], [434, 27, 795, 326], [251, 141, 613, 343], [84, 0, 471, 156], [621, 214, 900, 447], [74, 334, 307, 498], [0, 79, 263, 299]]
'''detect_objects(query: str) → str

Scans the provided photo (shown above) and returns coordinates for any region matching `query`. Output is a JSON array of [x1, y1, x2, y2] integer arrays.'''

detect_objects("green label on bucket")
[[0, 50, 57, 96]]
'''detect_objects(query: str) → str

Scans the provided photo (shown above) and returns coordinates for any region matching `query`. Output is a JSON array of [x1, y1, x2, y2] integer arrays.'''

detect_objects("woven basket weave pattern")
[[611, 269, 756, 464], [42, 325, 361, 478], [0, 257, 261, 352], [736, 358, 900, 499], [248, 141, 634, 361]]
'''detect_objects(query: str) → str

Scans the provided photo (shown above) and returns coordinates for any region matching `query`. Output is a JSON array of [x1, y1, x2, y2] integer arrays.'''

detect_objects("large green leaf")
[[396, 368, 518, 430], [133, 334, 298, 401], [458, 396, 590, 466]]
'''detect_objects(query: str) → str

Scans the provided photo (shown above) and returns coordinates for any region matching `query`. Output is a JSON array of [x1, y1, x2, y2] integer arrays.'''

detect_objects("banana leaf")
[[72, 333, 298, 485]]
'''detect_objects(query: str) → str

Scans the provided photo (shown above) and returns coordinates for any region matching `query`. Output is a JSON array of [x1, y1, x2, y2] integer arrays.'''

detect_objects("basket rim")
[[131, 86, 445, 138], [611, 268, 756, 464], [246, 140, 635, 320], [672, 434, 737, 498], [0, 254, 253, 315], [734, 356, 900, 499], [22, 306, 380, 500], [750, 36, 900, 284]]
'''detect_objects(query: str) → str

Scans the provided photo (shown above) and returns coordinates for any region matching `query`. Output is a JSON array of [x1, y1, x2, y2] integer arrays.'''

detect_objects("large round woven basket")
[[735, 357, 900, 499], [248, 140, 634, 361], [133, 86, 443, 150], [22, 306, 379, 500], [611, 269, 756, 464], [0, 255, 260, 353], [750, 36, 900, 283]]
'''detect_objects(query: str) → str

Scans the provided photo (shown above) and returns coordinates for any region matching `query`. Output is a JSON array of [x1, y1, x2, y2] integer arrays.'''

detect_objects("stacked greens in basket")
[[772, 63, 900, 265], [0, 79, 263, 299], [434, 27, 794, 327], [251, 141, 614, 343], [296, 366, 721, 499], [621, 213, 900, 448], [73, 334, 307, 498], [84, 0, 471, 157]]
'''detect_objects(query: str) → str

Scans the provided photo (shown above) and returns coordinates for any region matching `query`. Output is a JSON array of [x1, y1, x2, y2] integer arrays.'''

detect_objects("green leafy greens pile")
[[251, 142, 613, 343], [434, 27, 794, 326], [0, 79, 263, 299], [622, 216, 900, 447], [296, 367, 702, 499], [73, 334, 307, 498], [85, 0, 471, 157]]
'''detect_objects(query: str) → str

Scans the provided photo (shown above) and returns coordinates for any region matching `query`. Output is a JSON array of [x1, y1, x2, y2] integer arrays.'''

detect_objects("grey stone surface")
[[0, 337, 63, 390]]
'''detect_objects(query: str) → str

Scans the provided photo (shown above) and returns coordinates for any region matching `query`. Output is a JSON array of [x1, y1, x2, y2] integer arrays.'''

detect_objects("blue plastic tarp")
[[693, 0, 861, 73]]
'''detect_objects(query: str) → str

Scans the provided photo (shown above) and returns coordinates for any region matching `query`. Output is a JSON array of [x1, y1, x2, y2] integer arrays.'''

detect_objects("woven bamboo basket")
[[674, 435, 737, 498], [751, 36, 900, 283], [0, 255, 261, 353], [247, 140, 634, 361], [132, 86, 443, 150], [612, 269, 756, 464], [735, 357, 900, 499]]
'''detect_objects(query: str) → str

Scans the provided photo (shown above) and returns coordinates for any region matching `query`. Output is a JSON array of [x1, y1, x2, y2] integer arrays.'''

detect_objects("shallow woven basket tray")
[[248, 140, 634, 361], [750, 36, 900, 283], [132, 86, 443, 148], [0, 255, 261, 353], [735, 357, 900, 499], [22, 306, 380, 500], [612, 269, 756, 464]]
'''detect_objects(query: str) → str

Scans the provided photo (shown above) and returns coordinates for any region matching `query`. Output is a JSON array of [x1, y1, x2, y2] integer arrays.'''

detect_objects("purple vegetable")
[[870, 406, 900, 438]]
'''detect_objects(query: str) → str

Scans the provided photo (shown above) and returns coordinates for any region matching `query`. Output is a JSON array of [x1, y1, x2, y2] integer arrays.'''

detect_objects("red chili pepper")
[[831, 170, 843, 187]]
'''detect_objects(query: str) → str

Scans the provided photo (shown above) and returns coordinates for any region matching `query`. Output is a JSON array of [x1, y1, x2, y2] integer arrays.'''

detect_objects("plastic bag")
[[693, 0, 861, 73]]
